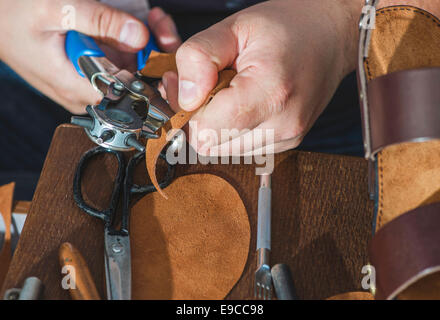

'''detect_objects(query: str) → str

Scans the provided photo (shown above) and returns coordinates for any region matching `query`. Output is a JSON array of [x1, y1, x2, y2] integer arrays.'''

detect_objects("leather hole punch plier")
[[67, 30, 177, 299], [67, 30, 175, 152]]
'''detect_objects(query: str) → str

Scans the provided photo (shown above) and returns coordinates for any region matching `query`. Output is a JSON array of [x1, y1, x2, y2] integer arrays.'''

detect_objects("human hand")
[[0, 1, 180, 114], [163, 0, 363, 155]]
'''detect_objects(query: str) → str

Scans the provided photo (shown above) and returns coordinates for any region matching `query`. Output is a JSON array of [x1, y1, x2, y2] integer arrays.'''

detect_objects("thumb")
[[72, 0, 149, 52], [176, 20, 238, 111]]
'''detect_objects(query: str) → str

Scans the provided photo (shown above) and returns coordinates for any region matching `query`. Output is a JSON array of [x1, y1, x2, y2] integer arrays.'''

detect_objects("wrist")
[[337, 0, 365, 75]]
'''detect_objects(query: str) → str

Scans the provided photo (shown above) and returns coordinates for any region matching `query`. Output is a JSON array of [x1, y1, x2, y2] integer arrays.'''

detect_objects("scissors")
[[73, 147, 175, 300], [67, 29, 177, 299]]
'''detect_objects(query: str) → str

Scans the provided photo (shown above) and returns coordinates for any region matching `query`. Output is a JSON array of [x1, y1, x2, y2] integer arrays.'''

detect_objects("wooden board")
[[0, 124, 374, 300]]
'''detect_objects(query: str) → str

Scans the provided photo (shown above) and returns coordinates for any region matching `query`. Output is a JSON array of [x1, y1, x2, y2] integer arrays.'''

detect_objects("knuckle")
[[268, 81, 292, 113], [91, 6, 116, 38], [176, 36, 216, 66]]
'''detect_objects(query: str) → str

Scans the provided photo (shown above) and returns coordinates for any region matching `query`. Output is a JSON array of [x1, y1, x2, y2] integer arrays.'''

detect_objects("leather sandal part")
[[0, 182, 15, 288], [364, 6, 440, 299], [370, 203, 440, 300], [141, 51, 236, 198], [130, 173, 250, 300]]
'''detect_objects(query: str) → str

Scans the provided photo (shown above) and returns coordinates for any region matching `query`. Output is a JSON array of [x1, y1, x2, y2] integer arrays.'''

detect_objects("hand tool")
[[254, 174, 273, 300], [3, 277, 44, 300], [59, 242, 100, 300], [67, 30, 173, 152], [66, 30, 176, 300], [271, 263, 298, 300], [73, 148, 175, 300]]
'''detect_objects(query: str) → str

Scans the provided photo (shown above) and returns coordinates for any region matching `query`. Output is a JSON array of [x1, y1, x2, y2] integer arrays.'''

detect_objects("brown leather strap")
[[369, 202, 440, 300], [368, 67, 440, 156], [141, 51, 236, 198]]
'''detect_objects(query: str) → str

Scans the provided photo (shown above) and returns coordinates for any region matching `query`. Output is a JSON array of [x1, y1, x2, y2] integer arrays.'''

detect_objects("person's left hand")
[[104, 7, 181, 72]]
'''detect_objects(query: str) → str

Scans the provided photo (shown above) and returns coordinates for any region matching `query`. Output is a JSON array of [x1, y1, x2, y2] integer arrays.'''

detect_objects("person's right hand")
[[0, 1, 180, 114]]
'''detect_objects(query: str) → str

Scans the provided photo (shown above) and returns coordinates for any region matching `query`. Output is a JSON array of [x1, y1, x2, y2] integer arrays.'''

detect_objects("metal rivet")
[[112, 243, 123, 253], [113, 82, 124, 91], [131, 81, 145, 92]]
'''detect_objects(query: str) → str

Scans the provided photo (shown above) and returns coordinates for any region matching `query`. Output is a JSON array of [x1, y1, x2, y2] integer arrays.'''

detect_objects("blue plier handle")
[[66, 29, 173, 153], [65, 29, 159, 77]]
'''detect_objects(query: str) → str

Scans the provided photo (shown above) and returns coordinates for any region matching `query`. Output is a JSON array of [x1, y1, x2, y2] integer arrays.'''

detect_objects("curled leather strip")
[[141, 51, 237, 198]]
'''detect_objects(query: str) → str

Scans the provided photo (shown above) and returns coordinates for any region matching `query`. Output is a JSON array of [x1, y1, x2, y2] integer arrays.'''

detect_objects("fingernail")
[[159, 35, 179, 46], [120, 21, 141, 47], [179, 80, 199, 109]]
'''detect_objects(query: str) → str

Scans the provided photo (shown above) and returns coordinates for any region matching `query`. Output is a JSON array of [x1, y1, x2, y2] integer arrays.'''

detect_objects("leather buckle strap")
[[369, 202, 440, 300], [368, 67, 440, 156], [358, 0, 380, 161]]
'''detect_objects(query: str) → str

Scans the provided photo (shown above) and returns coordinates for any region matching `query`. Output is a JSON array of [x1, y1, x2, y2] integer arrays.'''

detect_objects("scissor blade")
[[104, 233, 131, 300]]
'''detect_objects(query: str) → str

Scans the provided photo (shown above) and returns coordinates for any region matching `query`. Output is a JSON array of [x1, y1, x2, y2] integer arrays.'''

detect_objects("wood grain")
[[59, 242, 100, 300], [0, 124, 374, 300]]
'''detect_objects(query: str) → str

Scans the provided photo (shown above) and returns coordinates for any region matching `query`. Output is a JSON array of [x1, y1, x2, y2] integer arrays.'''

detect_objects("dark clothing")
[[150, 0, 263, 13], [0, 1, 363, 200]]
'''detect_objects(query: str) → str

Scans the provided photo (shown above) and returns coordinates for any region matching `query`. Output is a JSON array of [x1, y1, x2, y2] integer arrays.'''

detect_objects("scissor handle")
[[65, 28, 159, 77], [73, 147, 125, 226]]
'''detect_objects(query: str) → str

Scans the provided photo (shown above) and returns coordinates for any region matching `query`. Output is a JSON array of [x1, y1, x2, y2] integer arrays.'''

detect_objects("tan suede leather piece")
[[130, 174, 250, 300], [0, 182, 14, 288], [327, 292, 374, 300], [141, 52, 236, 198], [141, 51, 177, 78], [366, 6, 440, 299], [367, 6, 440, 229]]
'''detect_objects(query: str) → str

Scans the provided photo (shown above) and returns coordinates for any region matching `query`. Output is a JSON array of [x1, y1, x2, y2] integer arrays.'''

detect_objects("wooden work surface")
[[1, 124, 374, 300]]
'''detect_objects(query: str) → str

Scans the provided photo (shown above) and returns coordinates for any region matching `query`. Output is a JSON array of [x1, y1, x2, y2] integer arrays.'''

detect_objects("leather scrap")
[[141, 51, 177, 78], [364, 6, 440, 299], [0, 182, 15, 288], [141, 52, 237, 198], [130, 173, 250, 299], [326, 292, 374, 300]]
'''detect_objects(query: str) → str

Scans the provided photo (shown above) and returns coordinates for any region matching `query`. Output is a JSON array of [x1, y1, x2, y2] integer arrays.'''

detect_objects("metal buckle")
[[358, 0, 380, 199], [358, 0, 380, 161]]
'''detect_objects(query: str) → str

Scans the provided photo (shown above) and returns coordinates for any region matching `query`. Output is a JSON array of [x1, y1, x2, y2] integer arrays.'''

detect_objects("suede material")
[[0, 182, 14, 288], [141, 51, 177, 78], [59, 242, 101, 300], [366, 6, 440, 230], [130, 174, 250, 299], [141, 52, 236, 198], [327, 291, 374, 300], [366, 6, 440, 299]]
